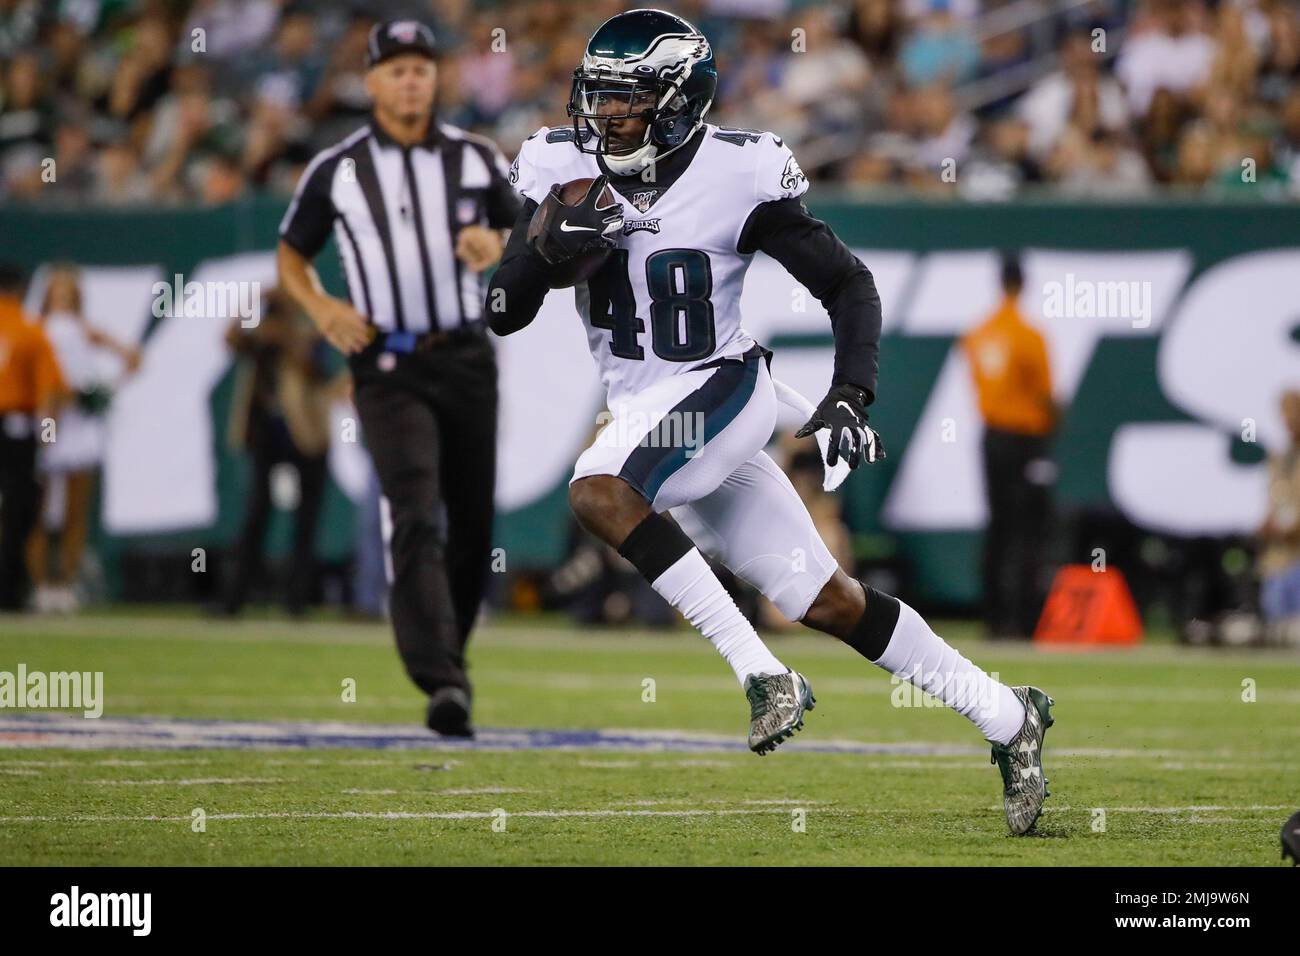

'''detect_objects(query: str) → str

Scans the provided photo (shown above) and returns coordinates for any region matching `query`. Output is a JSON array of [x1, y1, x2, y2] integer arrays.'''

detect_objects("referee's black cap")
[[367, 19, 437, 68]]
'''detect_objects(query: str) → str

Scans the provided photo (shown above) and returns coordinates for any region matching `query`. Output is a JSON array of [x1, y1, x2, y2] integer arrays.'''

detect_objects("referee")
[[277, 20, 520, 736]]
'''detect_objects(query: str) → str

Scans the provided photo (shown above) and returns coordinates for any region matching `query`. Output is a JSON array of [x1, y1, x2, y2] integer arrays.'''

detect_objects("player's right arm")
[[277, 150, 372, 355], [485, 196, 550, 336], [485, 129, 560, 337]]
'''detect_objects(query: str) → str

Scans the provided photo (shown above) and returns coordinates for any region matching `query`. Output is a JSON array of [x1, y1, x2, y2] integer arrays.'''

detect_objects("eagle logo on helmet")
[[583, 34, 710, 81]]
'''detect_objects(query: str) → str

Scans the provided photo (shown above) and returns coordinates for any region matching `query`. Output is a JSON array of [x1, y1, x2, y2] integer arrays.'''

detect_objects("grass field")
[[1, 610, 1297, 866]]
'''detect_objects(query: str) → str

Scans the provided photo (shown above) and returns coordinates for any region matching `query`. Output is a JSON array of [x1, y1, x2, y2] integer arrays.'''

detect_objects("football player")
[[487, 8, 1055, 834]]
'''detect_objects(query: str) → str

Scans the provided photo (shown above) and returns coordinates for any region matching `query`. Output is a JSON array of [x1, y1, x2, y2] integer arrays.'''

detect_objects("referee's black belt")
[[371, 324, 487, 354]]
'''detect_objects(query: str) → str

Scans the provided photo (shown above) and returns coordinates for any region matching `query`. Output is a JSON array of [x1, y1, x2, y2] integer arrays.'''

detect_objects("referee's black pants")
[[351, 333, 497, 696], [981, 427, 1053, 638]]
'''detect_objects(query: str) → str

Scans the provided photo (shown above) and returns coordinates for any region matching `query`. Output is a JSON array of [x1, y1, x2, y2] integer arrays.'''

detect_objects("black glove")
[[526, 175, 624, 266], [795, 384, 886, 469]]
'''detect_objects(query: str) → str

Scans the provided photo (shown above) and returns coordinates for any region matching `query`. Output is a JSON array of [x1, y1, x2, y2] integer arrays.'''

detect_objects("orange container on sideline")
[[1032, 565, 1143, 646]]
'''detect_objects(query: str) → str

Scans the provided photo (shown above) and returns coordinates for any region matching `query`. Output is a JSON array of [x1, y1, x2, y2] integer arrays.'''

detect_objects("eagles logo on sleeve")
[[781, 154, 806, 193]]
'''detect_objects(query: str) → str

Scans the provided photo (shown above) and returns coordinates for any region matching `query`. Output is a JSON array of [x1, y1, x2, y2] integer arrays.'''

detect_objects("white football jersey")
[[509, 124, 809, 406]]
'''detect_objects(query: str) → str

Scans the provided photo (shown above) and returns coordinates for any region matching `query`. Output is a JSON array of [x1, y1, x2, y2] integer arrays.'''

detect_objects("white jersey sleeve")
[[508, 126, 597, 206], [507, 128, 549, 205], [751, 131, 810, 207]]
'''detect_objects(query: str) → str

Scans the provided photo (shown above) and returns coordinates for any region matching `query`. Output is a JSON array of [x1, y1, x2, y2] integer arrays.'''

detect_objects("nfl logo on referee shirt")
[[457, 198, 478, 224]]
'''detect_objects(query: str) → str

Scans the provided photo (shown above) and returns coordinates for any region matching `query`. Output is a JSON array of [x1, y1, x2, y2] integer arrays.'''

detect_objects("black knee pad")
[[844, 583, 901, 663], [617, 511, 694, 583]]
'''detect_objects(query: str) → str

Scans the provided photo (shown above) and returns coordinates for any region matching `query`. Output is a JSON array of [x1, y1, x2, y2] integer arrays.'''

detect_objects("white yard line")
[[262, 758, 461, 767], [339, 787, 535, 796], [2, 803, 1287, 826], [84, 777, 284, 786], [741, 799, 829, 805], [102, 695, 417, 709], [607, 798, 827, 807], [1037, 805, 1289, 814], [0, 807, 807, 823], [0, 757, 214, 767]]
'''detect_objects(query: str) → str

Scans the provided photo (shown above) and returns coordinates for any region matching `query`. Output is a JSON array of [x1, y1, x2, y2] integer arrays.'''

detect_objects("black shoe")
[[425, 687, 474, 738]]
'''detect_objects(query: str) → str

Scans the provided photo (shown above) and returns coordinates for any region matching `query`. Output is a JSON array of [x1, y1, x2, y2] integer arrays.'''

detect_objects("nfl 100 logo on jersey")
[[629, 190, 657, 213]]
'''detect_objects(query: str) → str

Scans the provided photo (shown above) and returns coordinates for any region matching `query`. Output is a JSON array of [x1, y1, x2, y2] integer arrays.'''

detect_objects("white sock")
[[875, 600, 1026, 744], [651, 548, 786, 684]]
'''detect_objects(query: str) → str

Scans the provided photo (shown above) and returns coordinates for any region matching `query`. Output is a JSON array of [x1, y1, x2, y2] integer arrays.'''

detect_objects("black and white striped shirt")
[[280, 118, 520, 333]]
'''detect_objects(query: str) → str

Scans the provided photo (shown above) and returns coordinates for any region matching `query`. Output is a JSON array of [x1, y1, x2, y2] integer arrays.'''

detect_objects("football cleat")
[[744, 671, 815, 756], [989, 685, 1055, 835], [425, 686, 475, 738], [1282, 810, 1300, 865]]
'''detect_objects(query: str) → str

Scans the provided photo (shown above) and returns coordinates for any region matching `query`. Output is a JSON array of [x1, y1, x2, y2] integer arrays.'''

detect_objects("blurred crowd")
[[3, 0, 1300, 205]]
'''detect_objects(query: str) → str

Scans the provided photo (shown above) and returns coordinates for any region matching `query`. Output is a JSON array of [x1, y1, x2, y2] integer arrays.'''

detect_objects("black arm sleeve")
[[279, 155, 339, 259], [485, 198, 550, 335], [739, 197, 882, 404]]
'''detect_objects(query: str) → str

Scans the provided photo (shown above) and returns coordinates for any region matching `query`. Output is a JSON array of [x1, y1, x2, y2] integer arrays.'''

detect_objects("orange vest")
[[961, 296, 1054, 437], [0, 296, 66, 415]]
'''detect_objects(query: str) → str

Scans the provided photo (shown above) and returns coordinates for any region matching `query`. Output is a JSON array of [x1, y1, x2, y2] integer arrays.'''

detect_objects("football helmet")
[[567, 8, 717, 176]]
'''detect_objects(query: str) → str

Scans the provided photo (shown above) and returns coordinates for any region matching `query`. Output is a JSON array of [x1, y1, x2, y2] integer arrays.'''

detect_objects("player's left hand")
[[456, 225, 506, 272], [795, 384, 886, 469]]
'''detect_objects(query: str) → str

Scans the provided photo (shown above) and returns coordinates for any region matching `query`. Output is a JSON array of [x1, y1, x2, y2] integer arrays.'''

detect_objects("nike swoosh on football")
[[559, 221, 597, 233]]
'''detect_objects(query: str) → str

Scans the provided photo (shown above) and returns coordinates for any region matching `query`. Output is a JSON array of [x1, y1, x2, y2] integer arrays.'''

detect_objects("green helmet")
[[566, 8, 717, 174]]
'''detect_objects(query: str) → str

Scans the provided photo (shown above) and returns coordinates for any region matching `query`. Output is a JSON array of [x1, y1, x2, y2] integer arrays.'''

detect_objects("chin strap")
[[601, 140, 659, 176], [600, 119, 704, 176]]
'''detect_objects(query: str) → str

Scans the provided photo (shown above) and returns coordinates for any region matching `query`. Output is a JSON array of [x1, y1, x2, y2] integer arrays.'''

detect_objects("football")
[[529, 177, 620, 289], [556, 176, 613, 207]]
